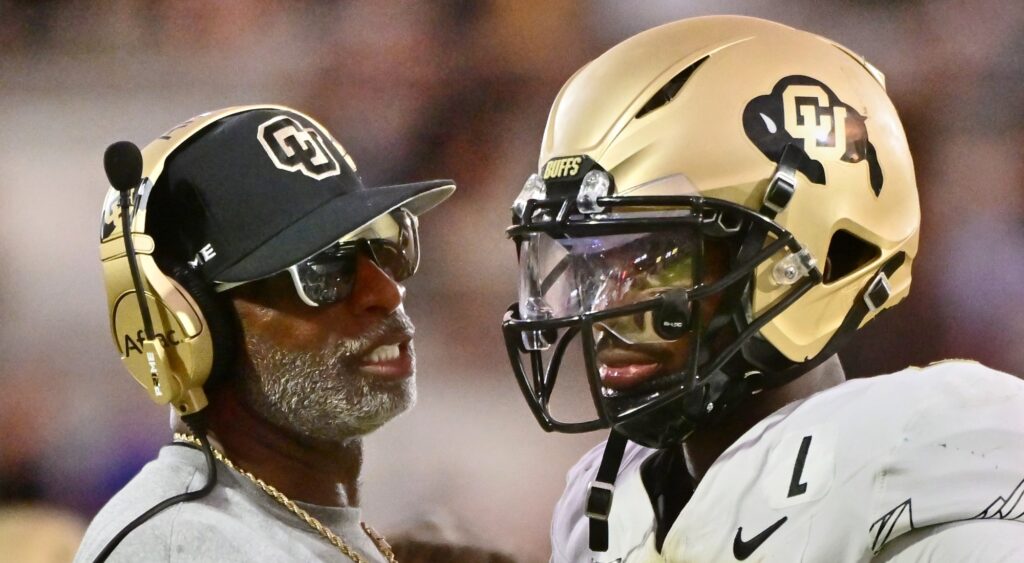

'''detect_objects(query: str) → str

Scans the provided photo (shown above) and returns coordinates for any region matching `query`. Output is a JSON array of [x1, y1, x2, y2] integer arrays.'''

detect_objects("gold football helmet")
[[502, 16, 919, 448]]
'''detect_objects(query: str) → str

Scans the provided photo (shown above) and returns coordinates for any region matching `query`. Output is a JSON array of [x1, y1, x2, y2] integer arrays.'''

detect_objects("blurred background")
[[0, 0, 1021, 560]]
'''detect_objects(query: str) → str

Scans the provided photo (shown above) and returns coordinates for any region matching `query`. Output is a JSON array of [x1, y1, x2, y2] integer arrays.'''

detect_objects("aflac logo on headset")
[[257, 116, 341, 181]]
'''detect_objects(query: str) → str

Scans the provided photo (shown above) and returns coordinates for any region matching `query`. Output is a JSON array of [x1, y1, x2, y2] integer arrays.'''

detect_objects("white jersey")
[[551, 361, 1024, 562]]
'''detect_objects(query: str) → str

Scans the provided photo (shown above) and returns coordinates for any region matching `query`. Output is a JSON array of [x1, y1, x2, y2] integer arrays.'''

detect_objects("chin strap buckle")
[[585, 481, 615, 521], [863, 270, 893, 313], [761, 145, 801, 218], [763, 172, 795, 216]]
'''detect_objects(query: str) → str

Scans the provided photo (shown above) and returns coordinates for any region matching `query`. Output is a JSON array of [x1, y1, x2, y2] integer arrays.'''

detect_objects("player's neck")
[[175, 386, 364, 508], [683, 354, 845, 484]]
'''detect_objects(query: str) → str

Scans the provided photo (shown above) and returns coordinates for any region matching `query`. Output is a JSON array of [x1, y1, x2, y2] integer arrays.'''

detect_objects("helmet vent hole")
[[635, 56, 708, 119], [824, 229, 880, 283]]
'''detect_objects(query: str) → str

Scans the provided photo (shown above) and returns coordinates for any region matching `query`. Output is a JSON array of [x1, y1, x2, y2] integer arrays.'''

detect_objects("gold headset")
[[99, 104, 298, 416]]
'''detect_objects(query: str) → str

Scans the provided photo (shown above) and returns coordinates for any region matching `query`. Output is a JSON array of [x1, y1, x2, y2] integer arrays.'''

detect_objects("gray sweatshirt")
[[74, 443, 388, 563]]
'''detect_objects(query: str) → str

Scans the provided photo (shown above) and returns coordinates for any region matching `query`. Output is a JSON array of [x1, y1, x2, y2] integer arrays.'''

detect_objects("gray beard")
[[237, 312, 416, 444]]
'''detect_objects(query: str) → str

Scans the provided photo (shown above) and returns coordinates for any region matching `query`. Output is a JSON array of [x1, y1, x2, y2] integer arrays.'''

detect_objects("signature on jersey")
[[870, 475, 1024, 553]]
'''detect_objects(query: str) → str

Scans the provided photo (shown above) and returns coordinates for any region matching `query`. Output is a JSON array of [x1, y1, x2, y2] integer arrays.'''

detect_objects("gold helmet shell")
[[503, 16, 920, 448], [538, 15, 918, 363]]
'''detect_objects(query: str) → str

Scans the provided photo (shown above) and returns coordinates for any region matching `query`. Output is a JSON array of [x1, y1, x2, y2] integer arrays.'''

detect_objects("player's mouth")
[[596, 339, 680, 391], [358, 335, 414, 380], [594, 323, 694, 391]]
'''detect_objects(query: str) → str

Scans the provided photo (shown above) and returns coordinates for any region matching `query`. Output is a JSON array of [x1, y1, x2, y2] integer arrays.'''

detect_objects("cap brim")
[[212, 179, 455, 283]]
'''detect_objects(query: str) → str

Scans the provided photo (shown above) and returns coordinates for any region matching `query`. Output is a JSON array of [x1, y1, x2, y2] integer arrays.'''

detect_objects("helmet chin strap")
[[587, 429, 628, 552]]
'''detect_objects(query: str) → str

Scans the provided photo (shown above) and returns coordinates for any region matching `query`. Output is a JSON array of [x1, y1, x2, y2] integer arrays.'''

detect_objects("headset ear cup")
[[169, 264, 236, 386]]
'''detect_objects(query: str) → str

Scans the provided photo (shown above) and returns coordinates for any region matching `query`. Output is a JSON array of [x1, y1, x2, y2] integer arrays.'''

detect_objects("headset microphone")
[[104, 142, 152, 336], [104, 140, 143, 193], [103, 141, 175, 402]]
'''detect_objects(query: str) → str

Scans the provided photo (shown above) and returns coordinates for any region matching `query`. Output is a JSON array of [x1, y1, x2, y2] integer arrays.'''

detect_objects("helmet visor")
[[519, 221, 704, 345]]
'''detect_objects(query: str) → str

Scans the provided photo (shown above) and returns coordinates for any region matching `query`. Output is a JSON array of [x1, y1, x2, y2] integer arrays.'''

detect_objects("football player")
[[501, 16, 1024, 562]]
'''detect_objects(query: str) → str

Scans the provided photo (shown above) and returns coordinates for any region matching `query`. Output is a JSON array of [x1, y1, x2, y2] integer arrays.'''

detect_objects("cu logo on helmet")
[[257, 116, 341, 180], [782, 85, 849, 161], [742, 75, 883, 196]]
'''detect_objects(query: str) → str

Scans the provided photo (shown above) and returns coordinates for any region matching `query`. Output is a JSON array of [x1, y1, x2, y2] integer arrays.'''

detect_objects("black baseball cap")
[[149, 107, 455, 283]]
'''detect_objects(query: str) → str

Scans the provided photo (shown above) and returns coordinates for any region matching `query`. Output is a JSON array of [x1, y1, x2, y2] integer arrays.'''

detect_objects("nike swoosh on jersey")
[[732, 516, 788, 560]]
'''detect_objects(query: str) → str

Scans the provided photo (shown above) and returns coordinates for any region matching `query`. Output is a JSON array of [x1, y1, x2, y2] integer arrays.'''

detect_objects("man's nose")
[[348, 253, 403, 316]]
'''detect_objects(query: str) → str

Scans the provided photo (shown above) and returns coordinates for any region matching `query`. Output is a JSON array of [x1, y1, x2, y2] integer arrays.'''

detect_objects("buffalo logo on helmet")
[[257, 115, 342, 181], [743, 75, 884, 195]]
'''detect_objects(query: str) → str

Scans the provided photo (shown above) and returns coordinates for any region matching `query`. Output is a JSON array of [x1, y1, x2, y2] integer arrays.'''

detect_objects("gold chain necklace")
[[174, 433, 396, 563]]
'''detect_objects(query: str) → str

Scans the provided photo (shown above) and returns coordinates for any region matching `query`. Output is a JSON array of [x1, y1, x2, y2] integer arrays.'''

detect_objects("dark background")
[[0, 1, 1021, 559]]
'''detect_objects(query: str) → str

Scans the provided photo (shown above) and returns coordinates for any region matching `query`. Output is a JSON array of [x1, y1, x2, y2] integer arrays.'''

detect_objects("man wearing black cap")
[[75, 105, 455, 562]]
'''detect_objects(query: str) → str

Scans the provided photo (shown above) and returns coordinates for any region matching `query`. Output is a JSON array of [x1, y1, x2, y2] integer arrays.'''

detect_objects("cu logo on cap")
[[257, 116, 341, 180]]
